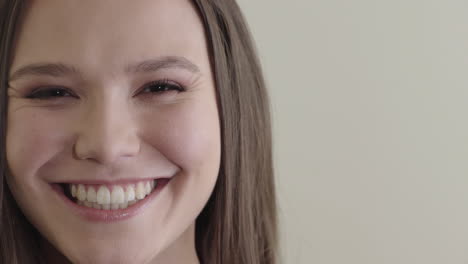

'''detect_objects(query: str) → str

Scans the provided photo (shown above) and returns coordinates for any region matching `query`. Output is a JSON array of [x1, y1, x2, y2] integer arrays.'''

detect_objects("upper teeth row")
[[70, 181, 156, 208]]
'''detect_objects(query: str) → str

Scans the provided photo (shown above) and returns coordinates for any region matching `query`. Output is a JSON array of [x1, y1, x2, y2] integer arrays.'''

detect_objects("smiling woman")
[[0, 0, 277, 264]]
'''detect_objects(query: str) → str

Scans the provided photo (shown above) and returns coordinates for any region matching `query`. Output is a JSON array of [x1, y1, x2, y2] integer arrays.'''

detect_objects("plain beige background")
[[237, 0, 468, 263]]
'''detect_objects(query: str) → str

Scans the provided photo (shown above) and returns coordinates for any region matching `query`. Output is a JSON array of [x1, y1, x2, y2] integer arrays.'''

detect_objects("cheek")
[[141, 100, 221, 174], [6, 105, 71, 188], [6, 94, 222, 186]]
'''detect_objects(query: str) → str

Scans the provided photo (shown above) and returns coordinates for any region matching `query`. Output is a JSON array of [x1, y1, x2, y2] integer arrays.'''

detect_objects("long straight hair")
[[0, 1, 278, 263]]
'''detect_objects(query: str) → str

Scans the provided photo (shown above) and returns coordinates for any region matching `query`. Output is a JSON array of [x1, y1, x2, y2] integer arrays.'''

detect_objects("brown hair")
[[0, 0, 278, 263]]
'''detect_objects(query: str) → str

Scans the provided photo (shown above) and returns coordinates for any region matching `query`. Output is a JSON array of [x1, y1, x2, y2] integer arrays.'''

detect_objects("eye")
[[140, 79, 184, 95], [26, 87, 75, 100]]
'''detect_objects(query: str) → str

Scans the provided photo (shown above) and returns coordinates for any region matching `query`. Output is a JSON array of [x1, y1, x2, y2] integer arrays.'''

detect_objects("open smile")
[[51, 178, 172, 222]]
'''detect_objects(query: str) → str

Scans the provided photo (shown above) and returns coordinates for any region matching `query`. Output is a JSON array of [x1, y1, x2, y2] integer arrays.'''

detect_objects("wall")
[[237, 0, 468, 263]]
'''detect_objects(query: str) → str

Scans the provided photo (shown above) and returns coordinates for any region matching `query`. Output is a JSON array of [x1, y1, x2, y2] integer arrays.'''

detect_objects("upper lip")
[[56, 176, 171, 185]]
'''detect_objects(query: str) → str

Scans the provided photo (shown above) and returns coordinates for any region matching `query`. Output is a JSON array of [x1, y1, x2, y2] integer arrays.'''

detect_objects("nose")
[[74, 100, 140, 166]]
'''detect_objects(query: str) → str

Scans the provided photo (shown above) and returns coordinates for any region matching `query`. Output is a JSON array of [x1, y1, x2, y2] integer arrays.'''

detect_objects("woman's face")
[[6, 0, 220, 263]]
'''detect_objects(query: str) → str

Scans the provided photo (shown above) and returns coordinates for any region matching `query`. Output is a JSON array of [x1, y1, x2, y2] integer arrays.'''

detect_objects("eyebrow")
[[126, 56, 200, 74], [8, 56, 201, 82]]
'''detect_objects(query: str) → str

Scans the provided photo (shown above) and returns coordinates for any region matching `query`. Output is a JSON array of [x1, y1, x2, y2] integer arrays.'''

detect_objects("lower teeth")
[[77, 199, 139, 210]]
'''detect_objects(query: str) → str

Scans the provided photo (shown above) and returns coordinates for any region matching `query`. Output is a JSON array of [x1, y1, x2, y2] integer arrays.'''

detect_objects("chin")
[[50, 237, 161, 264]]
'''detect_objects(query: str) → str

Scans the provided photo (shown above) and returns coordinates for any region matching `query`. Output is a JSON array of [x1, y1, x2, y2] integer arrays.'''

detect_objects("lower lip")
[[51, 179, 170, 222]]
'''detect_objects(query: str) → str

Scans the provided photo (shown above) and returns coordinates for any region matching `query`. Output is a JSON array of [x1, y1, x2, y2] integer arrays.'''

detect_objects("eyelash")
[[25, 79, 185, 100]]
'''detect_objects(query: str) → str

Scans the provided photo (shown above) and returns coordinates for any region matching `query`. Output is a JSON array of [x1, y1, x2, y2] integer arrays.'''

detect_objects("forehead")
[[10, 0, 209, 76]]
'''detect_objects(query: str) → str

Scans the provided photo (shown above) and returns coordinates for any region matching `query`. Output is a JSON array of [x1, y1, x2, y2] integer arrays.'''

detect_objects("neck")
[[39, 239, 71, 264]]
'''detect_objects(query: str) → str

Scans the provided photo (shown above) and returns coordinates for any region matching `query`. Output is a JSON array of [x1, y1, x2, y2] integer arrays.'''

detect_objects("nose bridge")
[[74, 94, 140, 165]]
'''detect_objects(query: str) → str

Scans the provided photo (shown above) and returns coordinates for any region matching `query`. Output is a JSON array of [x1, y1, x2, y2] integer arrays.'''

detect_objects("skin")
[[6, 0, 221, 263]]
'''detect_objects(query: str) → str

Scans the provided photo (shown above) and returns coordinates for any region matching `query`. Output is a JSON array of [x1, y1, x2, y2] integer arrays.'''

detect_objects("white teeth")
[[96, 186, 111, 205], [77, 184, 87, 201], [69, 180, 158, 210], [111, 186, 125, 209], [145, 181, 151, 194], [71, 185, 77, 197], [87, 187, 97, 203], [126, 185, 135, 201], [119, 202, 128, 209], [136, 182, 146, 200]]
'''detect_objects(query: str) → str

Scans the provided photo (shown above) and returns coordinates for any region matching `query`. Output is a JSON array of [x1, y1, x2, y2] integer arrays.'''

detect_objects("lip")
[[59, 177, 167, 185], [50, 178, 171, 222]]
